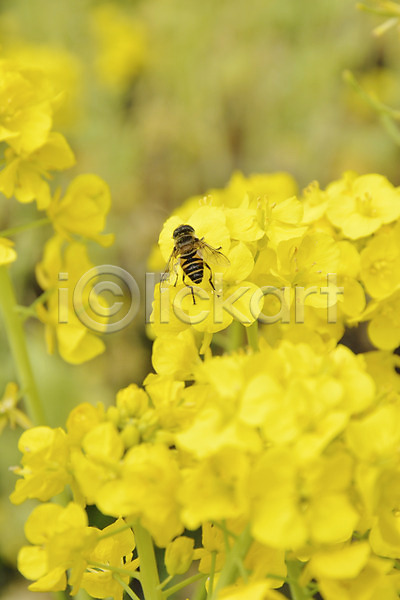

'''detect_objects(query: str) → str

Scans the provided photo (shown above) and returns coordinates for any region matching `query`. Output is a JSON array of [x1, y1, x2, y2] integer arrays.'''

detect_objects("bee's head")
[[173, 224, 195, 240]]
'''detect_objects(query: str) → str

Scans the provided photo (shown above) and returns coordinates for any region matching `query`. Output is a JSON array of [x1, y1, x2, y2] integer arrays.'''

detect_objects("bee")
[[162, 224, 230, 304]]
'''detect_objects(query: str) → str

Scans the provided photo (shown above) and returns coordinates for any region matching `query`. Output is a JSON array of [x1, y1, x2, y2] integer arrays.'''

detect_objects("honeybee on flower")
[[162, 224, 230, 305]]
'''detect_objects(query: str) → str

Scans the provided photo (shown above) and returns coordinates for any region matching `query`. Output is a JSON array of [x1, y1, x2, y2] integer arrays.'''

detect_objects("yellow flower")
[[217, 581, 285, 600], [0, 133, 75, 210], [303, 545, 395, 600], [300, 180, 329, 225], [0, 238, 17, 265], [66, 402, 106, 446], [249, 448, 358, 549], [244, 541, 286, 587], [336, 241, 366, 319], [360, 224, 400, 299], [35, 236, 106, 364], [179, 448, 250, 529], [0, 382, 31, 433], [361, 289, 400, 350], [151, 329, 200, 380], [70, 420, 124, 505], [71, 437, 183, 547], [0, 60, 53, 154], [303, 542, 370, 581], [115, 384, 149, 421], [258, 194, 306, 247], [363, 351, 400, 397], [369, 470, 400, 558], [18, 502, 98, 594], [346, 404, 400, 556], [5, 42, 83, 128], [219, 171, 298, 208], [326, 172, 400, 239], [148, 171, 297, 274], [197, 522, 226, 574], [81, 518, 137, 600], [47, 174, 114, 246], [153, 205, 263, 336], [164, 536, 194, 576], [10, 427, 70, 504], [102, 444, 183, 547]]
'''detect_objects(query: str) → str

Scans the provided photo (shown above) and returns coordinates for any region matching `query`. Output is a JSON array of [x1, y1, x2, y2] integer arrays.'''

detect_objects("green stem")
[[246, 321, 259, 351], [16, 289, 54, 322], [343, 70, 400, 119], [88, 561, 141, 581], [227, 319, 243, 351], [164, 573, 206, 598], [206, 552, 217, 600], [133, 521, 162, 600], [357, 2, 400, 18], [0, 266, 45, 425], [192, 577, 207, 600], [158, 574, 173, 590], [112, 573, 142, 600], [210, 524, 252, 600], [380, 113, 400, 146], [0, 217, 51, 238], [286, 560, 308, 600], [211, 332, 232, 351]]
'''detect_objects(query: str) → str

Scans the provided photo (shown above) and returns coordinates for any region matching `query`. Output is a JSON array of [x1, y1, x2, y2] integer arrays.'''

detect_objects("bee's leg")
[[182, 273, 196, 305], [204, 262, 218, 294], [174, 272, 179, 287]]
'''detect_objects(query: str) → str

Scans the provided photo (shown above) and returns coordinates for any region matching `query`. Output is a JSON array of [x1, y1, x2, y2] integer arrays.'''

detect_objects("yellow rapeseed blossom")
[[18, 504, 137, 598], [326, 172, 400, 239], [0, 60, 53, 155], [80, 518, 137, 600], [0, 238, 17, 265], [0, 133, 75, 209], [35, 236, 106, 364], [217, 581, 287, 600], [360, 223, 400, 299], [152, 204, 263, 337], [18, 502, 97, 593], [9, 164, 400, 599], [164, 536, 195, 576], [361, 289, 400, 350], [10, 427, 70, 504], [47, 174, 114, 246], [0, 382, 31, 433], [4, 42, 83, 128]]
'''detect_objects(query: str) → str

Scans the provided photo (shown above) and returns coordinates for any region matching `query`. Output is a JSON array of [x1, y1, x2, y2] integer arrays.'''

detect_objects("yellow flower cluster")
[[12, 169, 400, 599], [0, 58, 113, 363], [11, 339, 400, 598], [18, 503, 137, 600], [151, 171, 400, 353]]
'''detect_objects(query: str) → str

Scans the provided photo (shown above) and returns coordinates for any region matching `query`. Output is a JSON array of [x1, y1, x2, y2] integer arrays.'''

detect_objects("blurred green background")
[[1, 0, 400, 597]]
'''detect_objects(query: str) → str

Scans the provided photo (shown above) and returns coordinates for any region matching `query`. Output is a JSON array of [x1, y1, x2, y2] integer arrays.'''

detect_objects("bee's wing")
[[195, 240, 230, 268], [161, 247, 180, 285]]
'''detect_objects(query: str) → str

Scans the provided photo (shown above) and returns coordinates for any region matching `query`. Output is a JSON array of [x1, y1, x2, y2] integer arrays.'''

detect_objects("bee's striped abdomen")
[[181, 250, 204, 284]]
